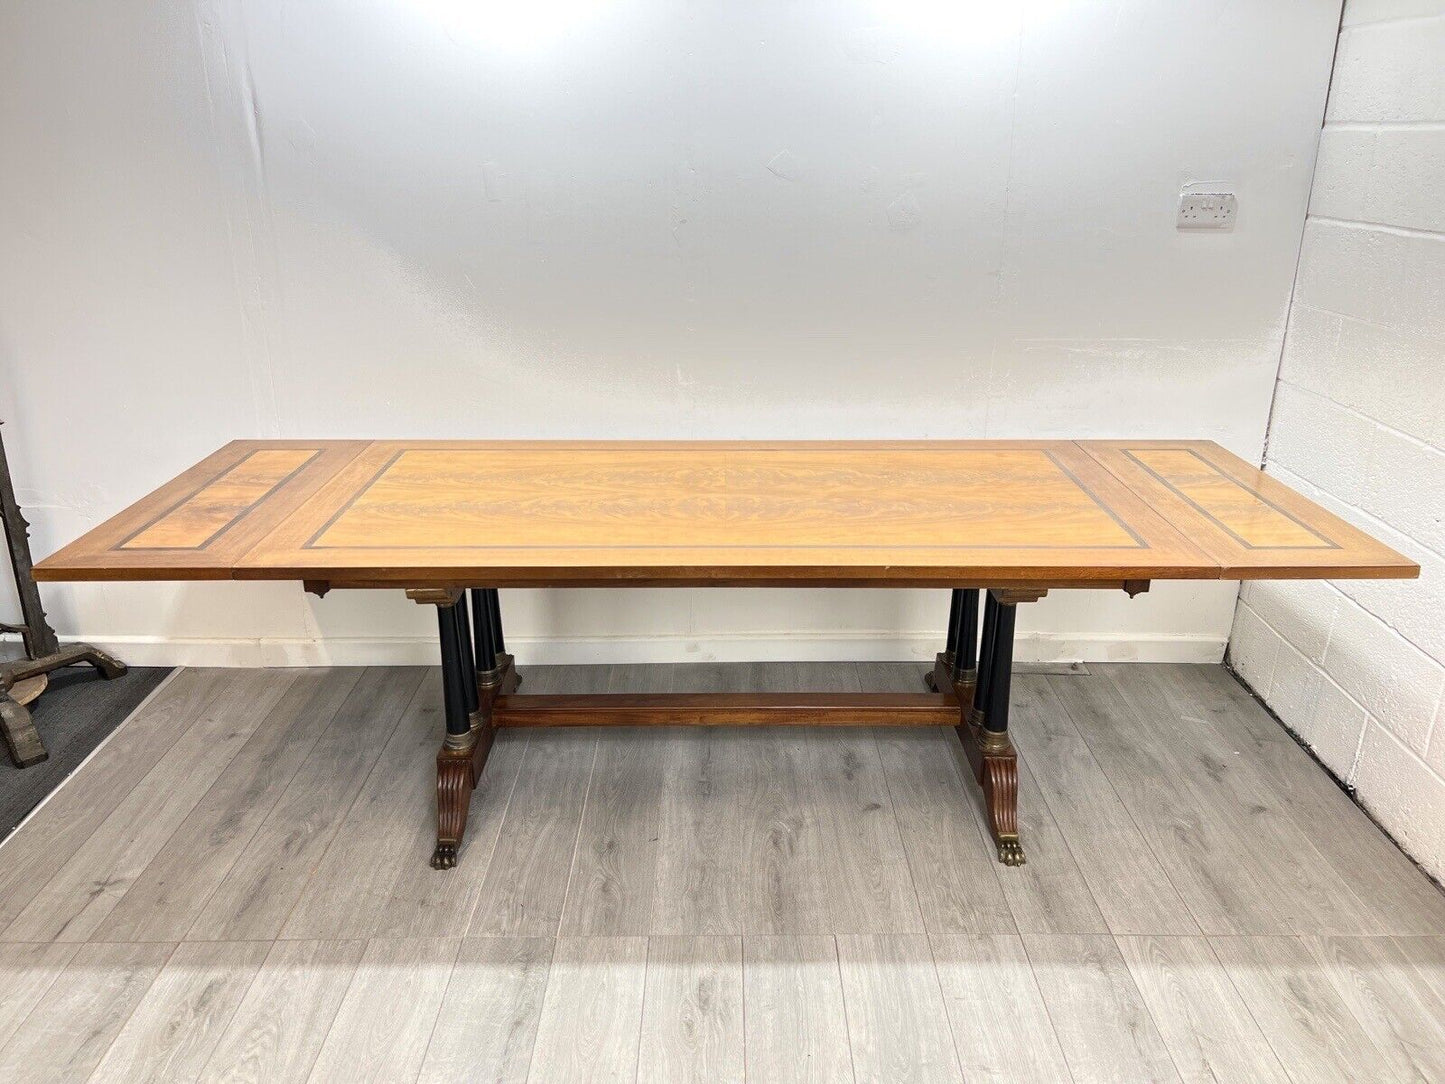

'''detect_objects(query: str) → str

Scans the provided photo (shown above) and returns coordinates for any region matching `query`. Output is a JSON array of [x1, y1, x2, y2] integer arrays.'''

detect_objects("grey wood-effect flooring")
[[0, 663, 172, 838], [1, 661, 1443, 1083]]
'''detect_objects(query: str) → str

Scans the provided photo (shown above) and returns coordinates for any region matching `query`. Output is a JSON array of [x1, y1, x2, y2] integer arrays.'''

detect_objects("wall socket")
[[1177, 191, 1237, 230]]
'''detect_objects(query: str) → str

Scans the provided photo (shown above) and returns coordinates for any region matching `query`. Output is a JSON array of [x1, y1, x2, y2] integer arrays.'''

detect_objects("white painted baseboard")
[[17, 631, 1227, 668]]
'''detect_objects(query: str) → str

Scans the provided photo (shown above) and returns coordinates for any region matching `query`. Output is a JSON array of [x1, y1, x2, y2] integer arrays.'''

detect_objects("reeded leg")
[[953, 588, 1043, 867], [978, 596, 1023, 865], [433, 593, 480, 870], [409, 587, 518, 870], [486, 587, 505, 654]]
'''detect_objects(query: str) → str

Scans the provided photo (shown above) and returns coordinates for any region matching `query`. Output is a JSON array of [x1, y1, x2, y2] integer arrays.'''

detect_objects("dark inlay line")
[[1124, 448, 1337, 551], [116, 449, 321, 553]]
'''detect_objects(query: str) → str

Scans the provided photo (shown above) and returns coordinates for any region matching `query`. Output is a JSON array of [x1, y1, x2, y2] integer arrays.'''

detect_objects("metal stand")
[[1, 422, 127, 767]]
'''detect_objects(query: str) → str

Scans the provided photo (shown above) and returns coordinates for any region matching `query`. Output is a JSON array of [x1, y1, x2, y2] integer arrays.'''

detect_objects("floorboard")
[[1023, 933, 1181, 1083], [0, 941, 173, 1084], [836, 933, 963, 1083], [1116, 934, 1290, 1083], [742, 935, 854, 1084], [416, 936, 552, 1084], [186, 667, 424, 942], [197, 938, 365, 1083], [1011, 675, 1199, 935], [0, 941, 81, 1052], [0, 669, 228, 931], [279, 679, 439, 940], [96, 669, 362, 943], [87, 940, 269, 1083], [525, 936, 647, 1084], [305, 936, 459, 1082], [930, 934, 1071, 1084], [1209, 935, 1394, 1082], [875, 728, 1016, 936], [1306, 934, 1445, 1082], [1167, 663, 1445, 934], [651, 728, 748, 935], [467, 730, 599, 938], [638, 935, 744, 1084], [2, 670, 297, 943]]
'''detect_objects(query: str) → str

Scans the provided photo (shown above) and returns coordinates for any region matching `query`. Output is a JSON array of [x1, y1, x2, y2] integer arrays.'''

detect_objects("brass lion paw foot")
[[997, 839, 1026, 866], [430, 842, 458, 870]]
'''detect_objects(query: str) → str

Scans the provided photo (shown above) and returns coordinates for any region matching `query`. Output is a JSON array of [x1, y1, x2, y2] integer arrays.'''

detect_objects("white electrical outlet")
[[1177, 191, 1237, 230]]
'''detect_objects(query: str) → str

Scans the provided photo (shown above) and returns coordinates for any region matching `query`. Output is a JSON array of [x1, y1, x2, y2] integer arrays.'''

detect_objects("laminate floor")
[[0, 663, 172, 837], [1, 662, 1442, 1083]]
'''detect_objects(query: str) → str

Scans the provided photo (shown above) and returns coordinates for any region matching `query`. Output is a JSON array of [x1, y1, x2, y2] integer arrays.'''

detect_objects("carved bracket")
[[990, 587, 1048, 605], [406, 586, 463, 607]]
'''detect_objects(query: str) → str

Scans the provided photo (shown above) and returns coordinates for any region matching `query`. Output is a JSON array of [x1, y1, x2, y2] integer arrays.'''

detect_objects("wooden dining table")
[[35, 440, 1416, 870]]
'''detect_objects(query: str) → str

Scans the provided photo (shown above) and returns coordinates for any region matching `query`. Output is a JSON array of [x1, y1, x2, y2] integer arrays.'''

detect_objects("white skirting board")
[[12, 631, 1228, 668]]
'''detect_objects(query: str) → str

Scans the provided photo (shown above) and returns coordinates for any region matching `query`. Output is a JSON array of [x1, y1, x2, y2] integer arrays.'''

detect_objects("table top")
[[34, 439, 1418, 588]]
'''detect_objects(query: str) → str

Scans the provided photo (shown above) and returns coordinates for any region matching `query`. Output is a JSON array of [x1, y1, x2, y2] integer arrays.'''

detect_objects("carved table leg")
[[432, 591, 478, 869], [412, 587, 519, 870], [951, 588, 1041, 867]]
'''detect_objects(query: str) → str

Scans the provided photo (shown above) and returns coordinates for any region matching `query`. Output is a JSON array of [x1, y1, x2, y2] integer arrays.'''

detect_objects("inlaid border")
[[1122, 448, 1338, 551], [116, 449, 321, 552], [300, 447, 1151, 552]]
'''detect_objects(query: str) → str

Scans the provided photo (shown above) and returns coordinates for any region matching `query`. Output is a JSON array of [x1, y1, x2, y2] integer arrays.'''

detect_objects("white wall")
[[1, 1, 1342, 666], [1229, 0, 1445, 881]]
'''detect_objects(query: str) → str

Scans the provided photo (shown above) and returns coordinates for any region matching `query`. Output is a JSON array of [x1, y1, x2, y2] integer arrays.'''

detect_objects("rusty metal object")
[[1, 421, 128, 767]]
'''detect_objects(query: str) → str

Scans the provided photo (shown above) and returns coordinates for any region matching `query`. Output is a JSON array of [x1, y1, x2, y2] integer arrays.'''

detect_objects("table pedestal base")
[[420, 586, 1036, 872]]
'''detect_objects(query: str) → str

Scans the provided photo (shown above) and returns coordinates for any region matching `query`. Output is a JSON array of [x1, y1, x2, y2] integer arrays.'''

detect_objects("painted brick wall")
[[1230, 0, 1445, 880]]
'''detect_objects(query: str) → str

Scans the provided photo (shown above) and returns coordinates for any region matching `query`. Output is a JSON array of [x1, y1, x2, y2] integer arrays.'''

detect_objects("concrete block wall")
[[1230, 0, 1445, 880]]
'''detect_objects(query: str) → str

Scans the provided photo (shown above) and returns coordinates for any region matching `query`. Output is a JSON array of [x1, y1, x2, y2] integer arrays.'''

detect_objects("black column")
[[437, 601, 477, 740], [486, 587, 506, 654], [983, 594, 1017, 735], [972, 590, 1000, 720], [945, 589, 962, 654], [470, 588, 498, 675], [455, 591, 479, 712], [951, 589, 980, 681]]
